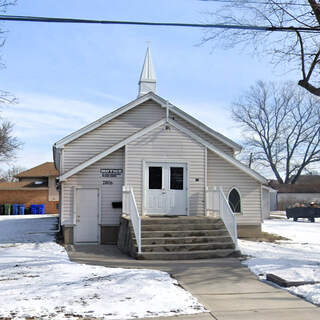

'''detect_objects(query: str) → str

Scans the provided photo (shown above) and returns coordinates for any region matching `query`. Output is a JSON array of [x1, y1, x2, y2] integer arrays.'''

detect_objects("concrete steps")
[[140, 229, 229, 238], [140, 217, 222, 224], [137, 249, 237, 260], [138, 242, 235, 252], [141, 223, 225, 231], [141, 235, 231, 245], [130, 216, 237, 260]]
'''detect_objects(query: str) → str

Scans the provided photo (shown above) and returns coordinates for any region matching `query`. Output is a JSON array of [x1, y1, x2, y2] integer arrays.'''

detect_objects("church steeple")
[[138, 47, 156, 97]]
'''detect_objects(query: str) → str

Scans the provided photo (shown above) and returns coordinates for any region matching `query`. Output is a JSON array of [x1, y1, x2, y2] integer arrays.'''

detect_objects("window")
[[228, 188, 241, 213], [170, 167, 184, 190], [149, 167, 162, 189]]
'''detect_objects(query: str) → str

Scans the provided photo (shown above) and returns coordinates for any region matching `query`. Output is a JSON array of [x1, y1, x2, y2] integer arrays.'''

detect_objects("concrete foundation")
[[101, 226, 119, 244], [117, 216, 136, 257], [237, 224, 262, 238], [62, 226, 74, 244], [63, 225, 120, 245]]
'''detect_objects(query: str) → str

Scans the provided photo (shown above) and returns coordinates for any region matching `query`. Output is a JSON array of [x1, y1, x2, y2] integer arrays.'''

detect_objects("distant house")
[[270, 176, 320, 210], [296, 175, 320, 185], [0, 162, 59, 213], [54, 48, 269, 256]]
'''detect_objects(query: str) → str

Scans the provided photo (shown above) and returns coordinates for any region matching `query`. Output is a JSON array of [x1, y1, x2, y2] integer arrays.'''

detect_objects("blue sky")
[[1, 0, 296, 176]]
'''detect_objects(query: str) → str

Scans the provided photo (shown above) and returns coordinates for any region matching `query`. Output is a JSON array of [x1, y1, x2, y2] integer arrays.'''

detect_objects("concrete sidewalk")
[[66, 245, 320, 320]]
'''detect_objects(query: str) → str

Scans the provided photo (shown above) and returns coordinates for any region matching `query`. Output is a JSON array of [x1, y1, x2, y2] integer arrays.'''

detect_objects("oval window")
[[228, 188, 241, 213]]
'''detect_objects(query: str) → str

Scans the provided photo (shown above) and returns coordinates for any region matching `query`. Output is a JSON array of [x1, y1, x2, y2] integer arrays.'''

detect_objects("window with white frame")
[[228, 188, 241, 213]]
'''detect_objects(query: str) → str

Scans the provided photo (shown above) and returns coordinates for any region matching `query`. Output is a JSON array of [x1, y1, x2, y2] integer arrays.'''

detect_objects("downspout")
[[56, 146, 63, 234]]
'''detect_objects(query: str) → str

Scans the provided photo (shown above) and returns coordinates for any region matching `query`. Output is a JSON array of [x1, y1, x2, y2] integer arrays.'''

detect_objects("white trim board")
[[169, 105, 241, 152], [54, 93, 160, 148], [59, 119, 166, 181], [60, 117, 266, 185], [166, 119, 267, 184], [54, 92, 241, 152]]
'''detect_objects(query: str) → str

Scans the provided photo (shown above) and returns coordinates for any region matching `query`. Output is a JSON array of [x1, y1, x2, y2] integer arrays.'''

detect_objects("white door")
[[74, 188, 99, 243], [145, 163, 187, 215]]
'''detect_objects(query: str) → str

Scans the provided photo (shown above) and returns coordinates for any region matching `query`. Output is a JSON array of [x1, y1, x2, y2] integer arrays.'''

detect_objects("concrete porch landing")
[[66, 245, 320, 320]]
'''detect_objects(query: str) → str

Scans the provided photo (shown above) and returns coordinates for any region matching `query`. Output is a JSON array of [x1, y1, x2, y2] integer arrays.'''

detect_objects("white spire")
[[138, 47, 156, 97]]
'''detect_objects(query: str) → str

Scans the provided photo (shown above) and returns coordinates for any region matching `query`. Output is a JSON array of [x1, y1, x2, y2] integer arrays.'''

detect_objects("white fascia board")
[[59, 119, 166, 181], [169, 105, 242, 152], [54, 90, 241, 156], [167, 119, 267, 184], [52, 145, 61, 172], [54, 93, 167, 148]]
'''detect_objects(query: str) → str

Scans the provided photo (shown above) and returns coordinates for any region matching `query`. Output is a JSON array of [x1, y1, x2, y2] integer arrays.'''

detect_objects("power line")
[[0, 15, 319, 33], [200, 0, 311, 6]]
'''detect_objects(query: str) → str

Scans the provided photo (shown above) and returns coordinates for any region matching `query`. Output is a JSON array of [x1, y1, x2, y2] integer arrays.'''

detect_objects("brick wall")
[[0, 189, 58, 214]]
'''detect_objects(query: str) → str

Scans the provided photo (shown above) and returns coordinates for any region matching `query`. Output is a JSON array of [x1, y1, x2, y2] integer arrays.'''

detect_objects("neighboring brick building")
[[0, 162, 59, 214]]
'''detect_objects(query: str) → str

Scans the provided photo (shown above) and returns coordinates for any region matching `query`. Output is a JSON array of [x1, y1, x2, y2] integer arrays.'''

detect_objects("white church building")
[[53, 48, 269, 258]]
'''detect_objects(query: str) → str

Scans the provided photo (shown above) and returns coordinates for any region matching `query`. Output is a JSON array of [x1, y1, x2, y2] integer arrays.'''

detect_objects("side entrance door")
[[74, 188, 99, 243], [145, 163, 187, 215]]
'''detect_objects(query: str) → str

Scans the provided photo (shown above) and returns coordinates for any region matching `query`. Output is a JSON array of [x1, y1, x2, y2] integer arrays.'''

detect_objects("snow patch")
[[240, 219, 320, 305], [0, 215, 205, 319]]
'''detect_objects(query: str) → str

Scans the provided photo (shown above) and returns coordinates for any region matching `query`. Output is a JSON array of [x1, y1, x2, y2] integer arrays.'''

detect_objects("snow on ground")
[[239, 219, 320, 305], [0, 215, 205, 320]]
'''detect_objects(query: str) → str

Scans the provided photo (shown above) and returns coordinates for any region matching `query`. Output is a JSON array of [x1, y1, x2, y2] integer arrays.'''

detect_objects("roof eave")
[[54, 91, 242, 154], [54, 92, 163, 148], [168, 105, 242, 153]]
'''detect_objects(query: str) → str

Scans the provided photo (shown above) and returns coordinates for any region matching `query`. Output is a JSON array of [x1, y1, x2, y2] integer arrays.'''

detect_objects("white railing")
[[206, 186, 238, 249], [122, 186, 141, 254]]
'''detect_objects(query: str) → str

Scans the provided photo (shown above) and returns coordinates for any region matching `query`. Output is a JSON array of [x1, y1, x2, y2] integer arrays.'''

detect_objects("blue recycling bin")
[[19, 204, 25, 215], [38, 204, 45, 214], [31, 204, 37, 215], [12, 204, 19, 215]]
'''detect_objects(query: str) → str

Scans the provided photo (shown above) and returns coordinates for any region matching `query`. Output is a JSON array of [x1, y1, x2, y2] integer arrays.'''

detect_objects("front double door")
[[145, 162, 187, 215]]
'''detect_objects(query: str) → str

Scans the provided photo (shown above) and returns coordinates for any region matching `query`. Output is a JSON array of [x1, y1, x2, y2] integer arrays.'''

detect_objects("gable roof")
[[0, 181, 49, 190], [270, 182, 320, 193], [59, 119, 166, 181], [296, 175, 320, 185], [15, 162, 58, 178], [280, 184, 320, 193], [54, 92, 241, 153], [60, 118, 266, 184], [0, 181, 30, 189], [168, 119, 266, 184]]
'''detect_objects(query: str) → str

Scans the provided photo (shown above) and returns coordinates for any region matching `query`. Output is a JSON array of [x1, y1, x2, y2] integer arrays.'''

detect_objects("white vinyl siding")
[[207, 150, 262, 225], [61, 148, 124, 226], [126, 125, 206, 216], [170, 112, 234, 156], [62, 100, 165, 173]]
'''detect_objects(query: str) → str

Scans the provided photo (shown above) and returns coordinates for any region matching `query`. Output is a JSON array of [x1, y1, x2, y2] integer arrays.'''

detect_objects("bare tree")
[[0, 165, 25, 182], [0, 1, 16, 67], [0, 118, 21, 162], [0, 1, 20, 162], [233, 81, 320, 184], [201, 0, 320, 97]]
